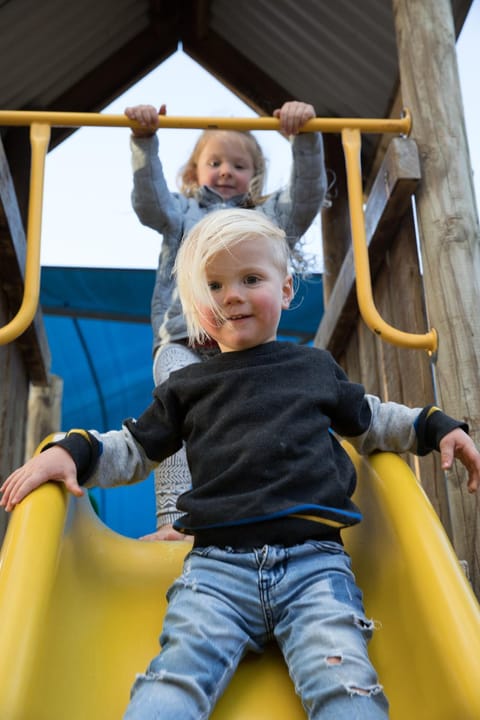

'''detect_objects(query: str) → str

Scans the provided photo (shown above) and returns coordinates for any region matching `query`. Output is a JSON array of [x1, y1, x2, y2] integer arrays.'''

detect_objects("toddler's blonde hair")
[[178, 130, 266, 204], [175, 208, 291, 345]]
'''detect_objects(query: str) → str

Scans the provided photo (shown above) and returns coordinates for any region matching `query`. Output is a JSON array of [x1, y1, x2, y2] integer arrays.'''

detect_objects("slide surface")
[[1, 446, 480, 719]]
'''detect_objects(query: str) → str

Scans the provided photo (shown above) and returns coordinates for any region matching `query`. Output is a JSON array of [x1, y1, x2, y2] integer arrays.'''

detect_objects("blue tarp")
[[40, 266, 324, 537]]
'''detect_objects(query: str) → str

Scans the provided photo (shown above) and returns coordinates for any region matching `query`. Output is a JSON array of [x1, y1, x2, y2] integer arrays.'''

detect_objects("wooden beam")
[[46, 27, 179, 149], [0, 138, 50, 384], [393, 0, 480, 595], [25, 374, 63, 461], [321, 135, 351, 303], [315, 136, 421, 356], [182, 29, 290, 116], [451, 0, 475, 34]]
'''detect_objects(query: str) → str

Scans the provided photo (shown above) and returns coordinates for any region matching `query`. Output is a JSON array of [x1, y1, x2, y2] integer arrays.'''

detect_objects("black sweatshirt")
[[52, 342, 467, 548]]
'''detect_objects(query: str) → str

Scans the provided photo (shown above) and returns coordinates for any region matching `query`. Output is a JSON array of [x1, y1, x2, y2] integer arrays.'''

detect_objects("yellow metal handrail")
[[342, 127, 437, 353], [0, 122, 50, 345], [0, 108, 436, 352], [0, 109, 411, 134]]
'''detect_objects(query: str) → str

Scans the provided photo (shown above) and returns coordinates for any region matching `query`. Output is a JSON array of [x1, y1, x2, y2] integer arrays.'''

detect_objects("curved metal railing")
[[341, 127, 437, 353], [0, 107, 436, 353]]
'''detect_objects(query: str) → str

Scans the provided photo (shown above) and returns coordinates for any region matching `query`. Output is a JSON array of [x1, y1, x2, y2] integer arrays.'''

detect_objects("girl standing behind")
[[124, 100, 327, 540]]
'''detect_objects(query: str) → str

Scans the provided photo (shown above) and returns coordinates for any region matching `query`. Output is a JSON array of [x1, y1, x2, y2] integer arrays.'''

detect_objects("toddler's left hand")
[[139, 524, 193, 542], [439, 428, 480, 493]]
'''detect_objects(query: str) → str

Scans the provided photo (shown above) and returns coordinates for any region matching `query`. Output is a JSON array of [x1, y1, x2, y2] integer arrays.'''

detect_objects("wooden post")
[[392, 0, 480, 594], [24, 375, 63, 461], [321, 135, 351, 303]]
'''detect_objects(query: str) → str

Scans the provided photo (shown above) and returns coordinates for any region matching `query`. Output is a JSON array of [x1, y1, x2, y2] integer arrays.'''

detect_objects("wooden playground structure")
[[1, 0, 480, 717], [2, 0, 478, 597]]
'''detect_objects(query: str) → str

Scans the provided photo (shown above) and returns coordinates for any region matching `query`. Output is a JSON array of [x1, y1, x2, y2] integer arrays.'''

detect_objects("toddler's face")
[[196, 133, 255, 199], [201, 235, 292, 353]]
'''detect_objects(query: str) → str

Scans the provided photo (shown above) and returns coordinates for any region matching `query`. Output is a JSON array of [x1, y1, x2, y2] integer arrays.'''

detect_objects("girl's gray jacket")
[[130, 132, 327, 355]]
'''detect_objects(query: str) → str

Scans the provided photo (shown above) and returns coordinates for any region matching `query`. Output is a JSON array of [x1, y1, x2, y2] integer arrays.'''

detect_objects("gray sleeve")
[[346, 394, 421, 455], [82, 427, 157, 489], [262, 132, 327, 246], [130, 134, 183, 236]]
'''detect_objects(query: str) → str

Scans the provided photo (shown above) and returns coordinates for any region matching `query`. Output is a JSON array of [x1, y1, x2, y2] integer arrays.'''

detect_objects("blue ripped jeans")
[[124, 541, 389, 719]]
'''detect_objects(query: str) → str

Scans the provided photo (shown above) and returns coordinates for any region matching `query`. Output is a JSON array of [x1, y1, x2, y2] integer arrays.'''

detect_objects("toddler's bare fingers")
[[139, 525, 192, 542], [0, 471, 33, 510], [125, 105, 160, 136]]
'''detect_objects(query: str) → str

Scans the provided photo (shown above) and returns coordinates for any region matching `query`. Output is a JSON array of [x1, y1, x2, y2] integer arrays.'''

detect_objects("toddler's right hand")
[[125, 103, 167, 137], [0, 446, 83, 512]]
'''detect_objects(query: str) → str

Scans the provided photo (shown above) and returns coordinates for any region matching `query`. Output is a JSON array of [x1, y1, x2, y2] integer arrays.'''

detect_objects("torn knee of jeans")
[[182, 578, 199, 592], [354, 615, 378, 638], [139, 670, 168, 682], [354, 615, 374, 630], [326, 653, 343, 665], [346, 682, 384, 698]]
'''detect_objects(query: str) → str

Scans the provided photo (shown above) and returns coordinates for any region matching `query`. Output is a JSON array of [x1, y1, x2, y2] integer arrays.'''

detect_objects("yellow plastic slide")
[[1, 446, 480, 720]]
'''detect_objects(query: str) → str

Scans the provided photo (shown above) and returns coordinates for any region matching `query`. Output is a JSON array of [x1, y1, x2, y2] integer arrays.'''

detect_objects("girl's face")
[[201, 236, 293, 352], [195, 133, 256, 199]]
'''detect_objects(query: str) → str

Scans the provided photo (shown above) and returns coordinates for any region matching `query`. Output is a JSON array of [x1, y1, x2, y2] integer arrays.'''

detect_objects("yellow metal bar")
[[0, 108, 412, 135], [0, 482, 68, 715], [0, 109, 412, 346], [0, 122, 50, 345], [341, 127, 438, 353]]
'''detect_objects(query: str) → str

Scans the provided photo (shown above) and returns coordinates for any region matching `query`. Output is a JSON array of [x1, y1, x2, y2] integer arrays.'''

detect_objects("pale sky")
[[41, 51, 320, 269], [40, 1, 479, 271]]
